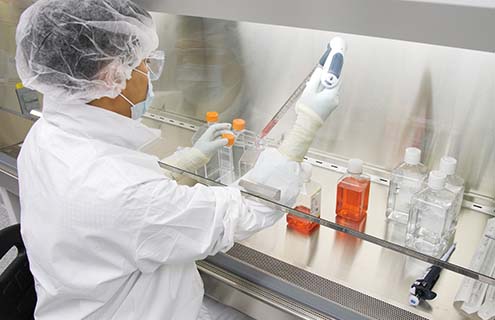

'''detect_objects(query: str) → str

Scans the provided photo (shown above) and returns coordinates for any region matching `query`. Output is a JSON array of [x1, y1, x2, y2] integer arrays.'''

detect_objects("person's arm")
[[133, 147, 301, 272], [279, 67, 340, 161], [161, 123, 230, 181], [136, 57, 344, 271]]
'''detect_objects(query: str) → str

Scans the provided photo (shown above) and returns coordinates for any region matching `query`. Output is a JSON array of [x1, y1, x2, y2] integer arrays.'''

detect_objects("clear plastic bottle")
[[192, 112, 219, 179], [287, 163, 322, 234], [232, 119, 246, 178], [218, 133, 235, 184], [232, 119, 246, 144], [386, 147, 428, 224], [406, 170, 456, 258], [439, 156, 464, 226], [336, 159, 371, 222]]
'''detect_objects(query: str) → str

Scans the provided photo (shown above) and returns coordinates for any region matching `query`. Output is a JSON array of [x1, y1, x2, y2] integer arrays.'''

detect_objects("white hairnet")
[[15, 0, 159, 103]]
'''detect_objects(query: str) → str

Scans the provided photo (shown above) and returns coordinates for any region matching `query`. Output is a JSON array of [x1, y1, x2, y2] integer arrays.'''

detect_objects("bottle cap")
[[206, 111, 218, 123], [16, 83, 24, 90], [347, 158, 363, 174], [439, 156, 457, 175], [301, 162, 313, 183], [428, 170, 446, 190], [404, 147, 421, 165], [222, 133, 235, 147], [232, 119, 245, 131]]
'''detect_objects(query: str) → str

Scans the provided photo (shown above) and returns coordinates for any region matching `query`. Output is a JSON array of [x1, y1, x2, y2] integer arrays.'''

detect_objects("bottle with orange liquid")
[[287, 163, 322, 234], [336, 159, 370, 221]]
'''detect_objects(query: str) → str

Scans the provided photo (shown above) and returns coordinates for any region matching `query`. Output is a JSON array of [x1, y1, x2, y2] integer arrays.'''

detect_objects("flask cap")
[[404, 147, 421, 165], [348, 159, 363, 174], [428, 170, 446, 190], [440, 156, 457, 175], [222, 133, 235, 146], [206, 111, 218, 123], [232, 119, 245, 131]]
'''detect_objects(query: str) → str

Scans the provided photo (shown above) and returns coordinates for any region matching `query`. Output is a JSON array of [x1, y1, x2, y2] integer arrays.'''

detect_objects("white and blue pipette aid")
[[259, 37, 346, 139]]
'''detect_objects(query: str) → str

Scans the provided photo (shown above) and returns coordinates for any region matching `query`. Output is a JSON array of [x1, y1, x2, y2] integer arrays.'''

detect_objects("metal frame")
[[198, 260, 333, 320], [136, 0, 495, 52]]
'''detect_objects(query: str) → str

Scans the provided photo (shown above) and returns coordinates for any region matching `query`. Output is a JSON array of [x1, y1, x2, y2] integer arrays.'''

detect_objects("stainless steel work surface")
[[239, 165, 483, 319]]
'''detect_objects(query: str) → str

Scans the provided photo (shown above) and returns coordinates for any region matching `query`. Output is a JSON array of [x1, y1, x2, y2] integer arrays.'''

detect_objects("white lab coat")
[[18, 97, 302, 320]]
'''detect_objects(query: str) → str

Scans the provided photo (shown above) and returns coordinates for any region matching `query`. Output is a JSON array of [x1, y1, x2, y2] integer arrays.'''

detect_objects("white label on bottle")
[[310, 190, 322, 218]]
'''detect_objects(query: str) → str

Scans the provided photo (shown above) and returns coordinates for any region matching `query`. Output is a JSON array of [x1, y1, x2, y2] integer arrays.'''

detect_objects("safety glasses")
[[144, 50, 165, 81]]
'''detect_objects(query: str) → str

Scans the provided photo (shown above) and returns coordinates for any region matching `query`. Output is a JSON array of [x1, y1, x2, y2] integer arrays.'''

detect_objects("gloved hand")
[[162, 123, 230, 180], [278, 67, 342, 162], [193, 123, 231, 160], [240, 148, 304, 207], [298, 67, 340, 121]]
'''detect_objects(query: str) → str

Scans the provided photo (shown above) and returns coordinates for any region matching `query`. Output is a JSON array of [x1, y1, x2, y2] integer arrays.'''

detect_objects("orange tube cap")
[[222, 133, 235, 146]]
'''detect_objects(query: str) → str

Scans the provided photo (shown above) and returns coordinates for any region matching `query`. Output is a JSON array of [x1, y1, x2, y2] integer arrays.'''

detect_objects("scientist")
[[15, 0, 342, 319]]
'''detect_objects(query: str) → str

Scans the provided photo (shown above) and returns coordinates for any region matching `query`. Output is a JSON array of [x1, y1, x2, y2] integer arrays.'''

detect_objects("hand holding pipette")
[[260, 37, 346, 140]]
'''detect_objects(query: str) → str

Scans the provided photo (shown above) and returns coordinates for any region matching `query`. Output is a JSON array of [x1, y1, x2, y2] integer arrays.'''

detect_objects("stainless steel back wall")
[[150, 13, 494, 200]]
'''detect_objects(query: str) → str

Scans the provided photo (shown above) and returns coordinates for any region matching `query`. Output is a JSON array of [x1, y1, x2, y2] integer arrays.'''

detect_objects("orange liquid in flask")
[[287, 205, 319, 235], [336, 176, 370, 222]]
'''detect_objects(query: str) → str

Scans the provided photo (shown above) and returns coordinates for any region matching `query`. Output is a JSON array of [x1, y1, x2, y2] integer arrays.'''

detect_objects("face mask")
[[120, 70, 155, 120]]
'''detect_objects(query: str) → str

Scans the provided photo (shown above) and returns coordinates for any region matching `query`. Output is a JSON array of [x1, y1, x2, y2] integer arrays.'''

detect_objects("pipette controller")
[[320, 37, 346, 89], [259, 37, 346, 139], [409, 243, 457, 306]]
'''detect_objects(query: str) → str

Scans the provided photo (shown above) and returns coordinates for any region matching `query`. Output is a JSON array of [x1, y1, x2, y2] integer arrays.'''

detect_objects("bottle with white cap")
[[336, 159, 371, 222], [386, 147, 428, 224], [287, 163, 322, 234], [406, 170, 456, 258], [439, 156, 464, 225]]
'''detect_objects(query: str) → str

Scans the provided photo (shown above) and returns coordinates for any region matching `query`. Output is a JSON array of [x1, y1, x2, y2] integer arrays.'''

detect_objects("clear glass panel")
[[141, 114, 494, 287], [139, 12, 495, 291]]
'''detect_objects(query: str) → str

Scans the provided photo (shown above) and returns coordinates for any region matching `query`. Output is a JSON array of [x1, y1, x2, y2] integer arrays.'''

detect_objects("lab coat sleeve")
[[134, 148, 303, 272], [161, 147, 209, 180]]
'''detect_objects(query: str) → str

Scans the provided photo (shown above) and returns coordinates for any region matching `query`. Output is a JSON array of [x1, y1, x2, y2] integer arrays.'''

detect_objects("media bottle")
[[287, 163, 322, 234], [386, 147, 428, 224], [406, 170, 456, 258], [336, 159, 370, 222], [439, 156, 464, 226]]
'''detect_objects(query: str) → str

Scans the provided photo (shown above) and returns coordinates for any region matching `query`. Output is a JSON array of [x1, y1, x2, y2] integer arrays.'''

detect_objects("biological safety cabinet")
[[1, 1, 494, 319]]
